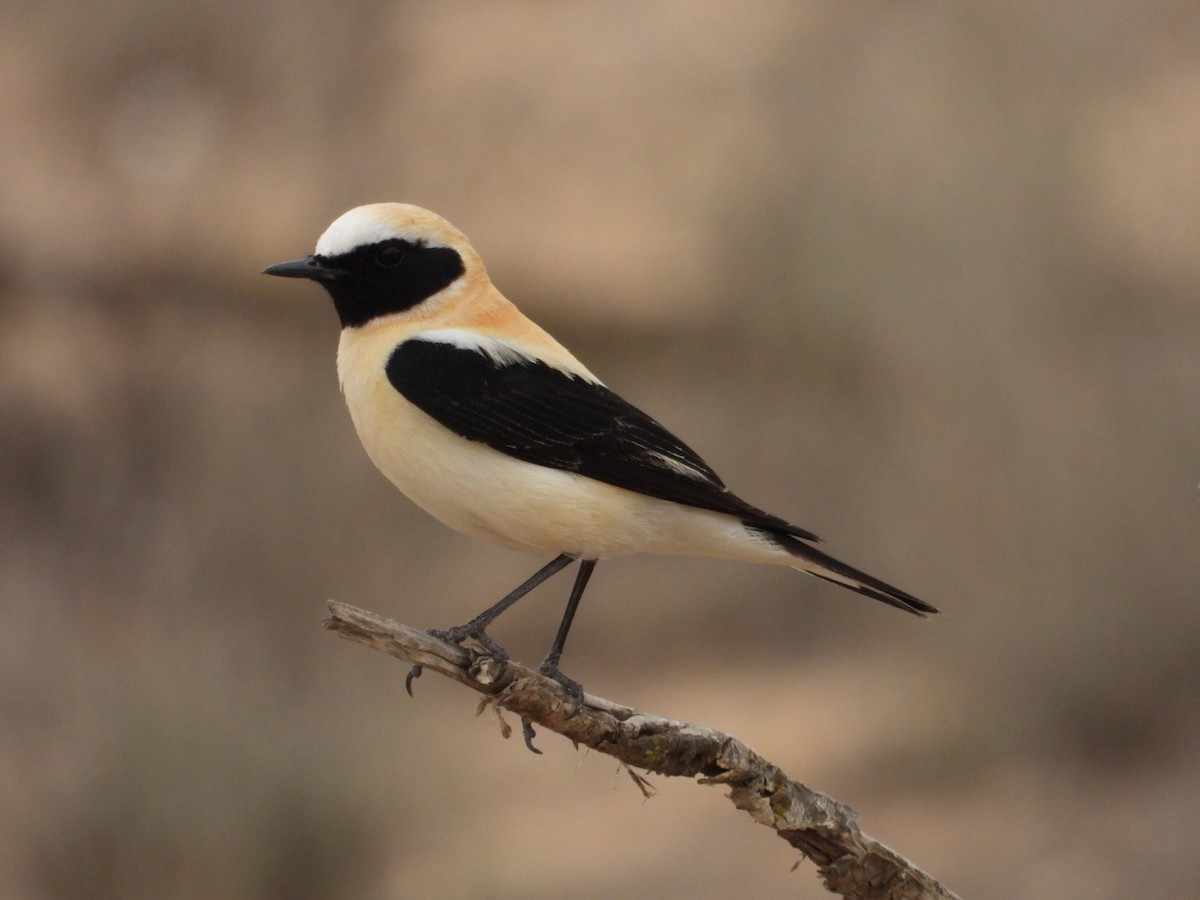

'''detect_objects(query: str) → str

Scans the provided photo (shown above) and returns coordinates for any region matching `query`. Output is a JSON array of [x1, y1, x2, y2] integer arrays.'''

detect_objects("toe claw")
[[405, 665, 423, 696], [521, 718, 543, 754]]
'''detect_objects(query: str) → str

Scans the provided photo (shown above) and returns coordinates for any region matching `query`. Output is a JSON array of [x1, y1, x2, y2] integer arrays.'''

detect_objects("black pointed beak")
[[262, 255, 339, 282]]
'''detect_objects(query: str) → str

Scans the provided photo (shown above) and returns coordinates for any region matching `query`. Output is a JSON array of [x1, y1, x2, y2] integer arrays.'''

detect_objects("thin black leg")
[[537, 559, 596, 713], [523, 559, 598, 752], [406, 553, 575, 696], [542, 559, 596, 673], [446, 553, 575, 640]]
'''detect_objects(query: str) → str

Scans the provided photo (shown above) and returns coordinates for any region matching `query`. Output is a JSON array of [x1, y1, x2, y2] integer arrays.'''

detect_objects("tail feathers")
[[754, 527, 939, 617]]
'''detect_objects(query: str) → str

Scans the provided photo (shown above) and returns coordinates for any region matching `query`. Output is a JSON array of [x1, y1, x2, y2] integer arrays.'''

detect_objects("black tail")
[[754, 527, 938, 617]]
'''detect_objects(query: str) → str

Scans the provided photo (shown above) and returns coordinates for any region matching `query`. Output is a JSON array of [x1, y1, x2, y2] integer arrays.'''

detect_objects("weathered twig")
[[324, 600, 959, 900]]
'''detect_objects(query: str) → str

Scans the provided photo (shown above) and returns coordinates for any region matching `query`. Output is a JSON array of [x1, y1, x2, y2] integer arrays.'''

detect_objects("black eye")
[[375, 245, 405, 268]]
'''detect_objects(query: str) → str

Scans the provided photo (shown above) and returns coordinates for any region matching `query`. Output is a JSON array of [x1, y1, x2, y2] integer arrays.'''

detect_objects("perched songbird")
[[264, 203, 936, 708]]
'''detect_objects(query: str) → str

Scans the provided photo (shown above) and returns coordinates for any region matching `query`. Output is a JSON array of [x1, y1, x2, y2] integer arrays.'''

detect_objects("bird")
[[264, 202, 937, 713]]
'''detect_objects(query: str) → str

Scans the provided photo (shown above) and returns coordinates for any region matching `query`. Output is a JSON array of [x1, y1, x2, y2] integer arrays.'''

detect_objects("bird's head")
[[263, 203, 483, 329]]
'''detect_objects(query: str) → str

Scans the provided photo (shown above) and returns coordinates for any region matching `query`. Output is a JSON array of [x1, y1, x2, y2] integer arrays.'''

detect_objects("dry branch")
[[324, 600, 960, 900]]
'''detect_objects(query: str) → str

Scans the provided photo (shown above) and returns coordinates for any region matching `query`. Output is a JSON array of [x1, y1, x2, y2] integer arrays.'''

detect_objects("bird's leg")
[[522, 559, 597, 752], [537, 558, 596, 715], [439, 553, 575, 645], [406, 553, 575, 695]]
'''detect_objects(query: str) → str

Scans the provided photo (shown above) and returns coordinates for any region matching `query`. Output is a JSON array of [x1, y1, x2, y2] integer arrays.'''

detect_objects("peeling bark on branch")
[[323, 600, 960, 900]]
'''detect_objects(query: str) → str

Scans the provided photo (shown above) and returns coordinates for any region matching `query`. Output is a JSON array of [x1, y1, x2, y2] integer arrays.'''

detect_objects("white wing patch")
[[415, 328, 583, 372]]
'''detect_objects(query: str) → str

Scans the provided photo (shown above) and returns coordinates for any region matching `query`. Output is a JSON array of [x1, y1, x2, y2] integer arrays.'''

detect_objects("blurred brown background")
[[3, 2, 1199, 898]]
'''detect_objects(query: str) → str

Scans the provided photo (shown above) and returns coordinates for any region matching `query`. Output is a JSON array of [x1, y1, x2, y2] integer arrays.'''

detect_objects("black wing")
[[385, 337, 820, 542]]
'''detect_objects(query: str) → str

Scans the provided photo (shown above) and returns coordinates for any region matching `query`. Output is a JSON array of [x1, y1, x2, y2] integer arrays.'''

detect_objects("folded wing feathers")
[[390, 335, 822, 542]]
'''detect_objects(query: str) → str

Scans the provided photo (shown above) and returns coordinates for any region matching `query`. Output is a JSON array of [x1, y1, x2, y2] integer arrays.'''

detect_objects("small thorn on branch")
[[623, 764, 656, 799], [475, 697, 513, 740]]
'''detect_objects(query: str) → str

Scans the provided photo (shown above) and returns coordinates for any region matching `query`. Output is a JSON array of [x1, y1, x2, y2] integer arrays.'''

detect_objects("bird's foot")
[[434, 623, 509, 660], [518, 663, 584, 754], [405, 623, 509, 696], [537, 659, 585, 718]]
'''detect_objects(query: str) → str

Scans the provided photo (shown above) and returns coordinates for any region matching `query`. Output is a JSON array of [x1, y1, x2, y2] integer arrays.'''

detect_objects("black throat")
[[318, 238, 466, 328]]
